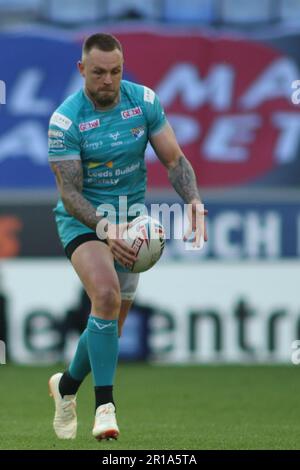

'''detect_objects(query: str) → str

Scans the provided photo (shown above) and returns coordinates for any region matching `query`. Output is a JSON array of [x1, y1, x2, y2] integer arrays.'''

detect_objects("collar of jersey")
[[82, 88, 121, 113]]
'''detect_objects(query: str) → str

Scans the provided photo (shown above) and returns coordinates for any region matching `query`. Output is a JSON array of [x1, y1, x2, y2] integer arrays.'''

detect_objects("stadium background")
[[1, 0, 300, 450]]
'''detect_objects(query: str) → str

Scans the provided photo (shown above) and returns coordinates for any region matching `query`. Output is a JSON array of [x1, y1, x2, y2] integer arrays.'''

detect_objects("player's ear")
[[77, 60, 85, 77]]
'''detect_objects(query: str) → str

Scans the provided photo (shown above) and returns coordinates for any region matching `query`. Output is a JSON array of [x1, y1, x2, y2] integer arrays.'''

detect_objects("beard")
[[89, 89, 118, 108]]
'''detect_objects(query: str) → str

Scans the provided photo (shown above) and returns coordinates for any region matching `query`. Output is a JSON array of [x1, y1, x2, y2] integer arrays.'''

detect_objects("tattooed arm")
[[50, 160, 101, 230], [150, 122, 201, 204], [150, 122, 207, 245], [168, 156, 200, 204], [50, 160, 137, 264]]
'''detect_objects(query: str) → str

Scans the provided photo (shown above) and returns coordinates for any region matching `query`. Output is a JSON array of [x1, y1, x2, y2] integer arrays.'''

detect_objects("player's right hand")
[[106, 222, 137, 268]]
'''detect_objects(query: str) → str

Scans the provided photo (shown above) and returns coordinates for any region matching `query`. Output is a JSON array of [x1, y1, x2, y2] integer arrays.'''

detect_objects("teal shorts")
[[55, 212, 140, 299], [55, 208, 132, 274]]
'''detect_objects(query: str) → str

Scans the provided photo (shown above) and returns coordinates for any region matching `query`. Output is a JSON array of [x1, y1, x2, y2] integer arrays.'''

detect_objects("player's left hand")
[[106, 222, 137, 268], [183, 199, 208, 248], [96, 219, 137, 268]]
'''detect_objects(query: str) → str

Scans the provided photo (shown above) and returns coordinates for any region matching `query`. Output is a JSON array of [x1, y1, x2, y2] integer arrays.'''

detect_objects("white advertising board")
[[0, 260, 299, 363]]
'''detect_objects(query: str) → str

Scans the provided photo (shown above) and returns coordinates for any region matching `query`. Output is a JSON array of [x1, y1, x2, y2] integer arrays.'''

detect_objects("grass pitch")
[[0, 363, 299, 450]]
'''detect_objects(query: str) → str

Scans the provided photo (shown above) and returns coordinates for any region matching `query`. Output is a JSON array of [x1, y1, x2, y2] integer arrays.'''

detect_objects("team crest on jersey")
[[121, 107, 143, 119], [131, 126, 145, 140], [79, 119, 100, 132]]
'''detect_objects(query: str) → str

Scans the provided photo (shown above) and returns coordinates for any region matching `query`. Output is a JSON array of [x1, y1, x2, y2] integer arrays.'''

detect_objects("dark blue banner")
[[156, 200, 300, 260], [0, 199, 299, 259]]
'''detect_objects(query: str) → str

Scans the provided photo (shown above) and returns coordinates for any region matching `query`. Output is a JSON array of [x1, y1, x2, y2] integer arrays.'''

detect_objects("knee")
[[91, 285, 121, 319]]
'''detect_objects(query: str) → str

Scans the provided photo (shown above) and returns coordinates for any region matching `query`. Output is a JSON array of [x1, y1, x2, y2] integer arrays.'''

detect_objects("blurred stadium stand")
[[0, 0, 300, 27], [44, 0, 105, 25], [106, 0, 161, 21], [280, 0, 300, 24], [162, 0, 216, 24], [220, 0, 276, 25]]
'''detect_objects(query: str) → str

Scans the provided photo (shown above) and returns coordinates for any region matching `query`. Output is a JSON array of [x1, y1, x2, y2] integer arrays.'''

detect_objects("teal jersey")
[[48, 80, 167, 248]]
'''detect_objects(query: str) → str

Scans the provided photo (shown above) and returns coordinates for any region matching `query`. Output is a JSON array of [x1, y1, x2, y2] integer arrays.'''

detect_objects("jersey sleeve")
[[143, 86, 167, 136], [48, 111, 81, 162]]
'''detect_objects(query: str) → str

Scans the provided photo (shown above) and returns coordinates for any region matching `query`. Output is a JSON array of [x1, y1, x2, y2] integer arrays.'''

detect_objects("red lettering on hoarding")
[[116, 32, 300, 188]]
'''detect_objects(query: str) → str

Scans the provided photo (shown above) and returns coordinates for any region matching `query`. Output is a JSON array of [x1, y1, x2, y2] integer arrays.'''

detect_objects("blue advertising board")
[[1, 28, 300, 190], [0, 199, 299, 259]]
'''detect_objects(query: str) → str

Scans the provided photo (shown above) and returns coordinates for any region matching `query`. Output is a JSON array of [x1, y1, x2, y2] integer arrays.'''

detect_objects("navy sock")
[[95, 385, 114, 410], [59, 370, 82, 397]]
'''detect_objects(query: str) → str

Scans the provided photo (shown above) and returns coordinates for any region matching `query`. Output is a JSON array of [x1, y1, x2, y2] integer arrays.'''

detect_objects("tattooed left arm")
[[168, 155, 200, 204], [150, 122, 201, 204], [150, 122, 207, 245]]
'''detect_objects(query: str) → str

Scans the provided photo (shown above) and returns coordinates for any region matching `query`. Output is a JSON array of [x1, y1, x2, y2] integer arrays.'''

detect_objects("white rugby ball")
[[123, 215, 165, 273]]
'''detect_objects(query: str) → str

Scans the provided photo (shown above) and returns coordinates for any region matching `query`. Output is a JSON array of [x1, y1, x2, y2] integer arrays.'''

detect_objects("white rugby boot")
[[92, 402, 120, 441], [48, 372, 77, 439]]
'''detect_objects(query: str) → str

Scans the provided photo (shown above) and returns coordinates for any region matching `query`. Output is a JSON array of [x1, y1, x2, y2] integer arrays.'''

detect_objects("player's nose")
[[103, 73, 113, 85]]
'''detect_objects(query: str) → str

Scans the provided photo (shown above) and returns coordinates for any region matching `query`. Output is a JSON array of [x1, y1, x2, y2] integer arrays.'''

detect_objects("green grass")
[[0, 364, 300, 450]]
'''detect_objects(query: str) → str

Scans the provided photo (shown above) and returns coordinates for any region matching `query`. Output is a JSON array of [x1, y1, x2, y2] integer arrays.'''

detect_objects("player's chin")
[[96, 94, 115, 106]]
